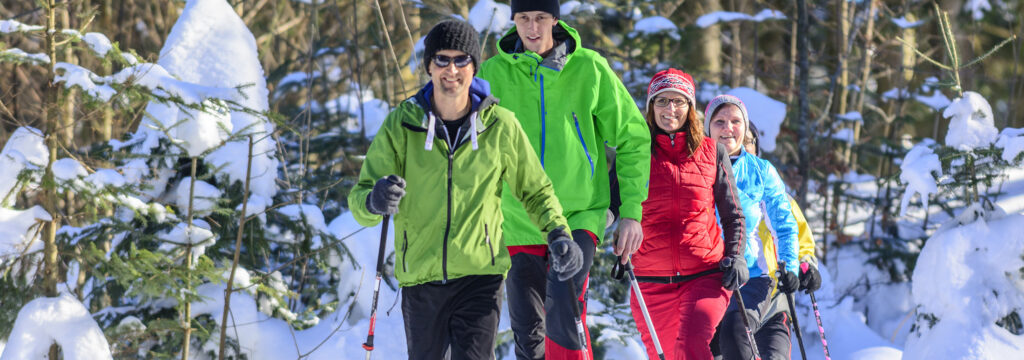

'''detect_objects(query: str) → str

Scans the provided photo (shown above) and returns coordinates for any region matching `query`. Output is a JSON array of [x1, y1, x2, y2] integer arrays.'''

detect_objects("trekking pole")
[[613, 256, 666, 360], [724, 257, 760, 360], [779, 261, 807, 360], [567, 279, 590, 360], [362, 214, 390, 360], [802, 263, 833, 360]]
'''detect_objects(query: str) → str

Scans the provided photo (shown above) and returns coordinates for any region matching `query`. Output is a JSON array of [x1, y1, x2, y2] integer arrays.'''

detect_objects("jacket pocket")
[[573, 112, 595, 178], [402, 231, 409, 272], [485, 224, 495, 266]]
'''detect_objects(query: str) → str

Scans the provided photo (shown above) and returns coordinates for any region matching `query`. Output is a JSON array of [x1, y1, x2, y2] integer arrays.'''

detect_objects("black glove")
[[799, 261, 822, 293], [778, 267, 800, 294], [719, 255, 748, 291], [548, 227, 583, 282], [366, 175, 406, 215]]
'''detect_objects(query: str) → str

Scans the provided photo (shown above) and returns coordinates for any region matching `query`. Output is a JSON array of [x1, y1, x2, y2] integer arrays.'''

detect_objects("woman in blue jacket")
[[704, 94, 800, 360]]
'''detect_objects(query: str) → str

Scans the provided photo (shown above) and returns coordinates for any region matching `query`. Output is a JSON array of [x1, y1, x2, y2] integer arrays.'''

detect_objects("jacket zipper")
[[402, 231, 409, 272], [539, 73, 546, 167], [573, 112, 595, 178], [485, 224, 495, 266], [442, 146, 454, 283]]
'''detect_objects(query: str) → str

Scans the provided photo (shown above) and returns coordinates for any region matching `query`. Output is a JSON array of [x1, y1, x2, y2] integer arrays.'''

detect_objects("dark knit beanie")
[[510, 0, 560, 19], [423, 19, 481, 75]]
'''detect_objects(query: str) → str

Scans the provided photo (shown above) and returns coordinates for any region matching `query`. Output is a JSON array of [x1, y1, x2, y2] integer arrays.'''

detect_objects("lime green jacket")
[[349, 80, 568, 287], [479, 21, 650, 246]]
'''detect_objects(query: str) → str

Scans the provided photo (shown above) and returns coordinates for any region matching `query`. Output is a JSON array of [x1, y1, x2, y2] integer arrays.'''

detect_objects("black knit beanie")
[[510, 0, 560, 19], [423, 19, 481, 75]]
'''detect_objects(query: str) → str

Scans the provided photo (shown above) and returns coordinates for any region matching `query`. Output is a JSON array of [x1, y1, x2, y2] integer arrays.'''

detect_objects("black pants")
[[402, 274, 503, 360], [718, 275, 780, 360], [506, 230, 597, 360]]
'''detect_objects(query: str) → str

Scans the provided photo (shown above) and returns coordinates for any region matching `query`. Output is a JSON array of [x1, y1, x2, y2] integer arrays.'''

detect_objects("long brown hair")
[[645, 102, 704, 154]]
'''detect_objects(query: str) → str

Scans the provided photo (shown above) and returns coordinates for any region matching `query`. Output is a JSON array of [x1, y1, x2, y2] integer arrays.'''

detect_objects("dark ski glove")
[[366, 175, 406, 215], [719, 255, 748, 291], [799, 261, 822, 293], [778, 267, 800, 294], [548, 227, 583, 282]]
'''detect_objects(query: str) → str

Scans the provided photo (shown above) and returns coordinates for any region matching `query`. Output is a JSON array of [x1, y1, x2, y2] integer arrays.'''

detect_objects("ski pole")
[[802, 262, 832, 360], [724, 257, 760, 360], [567, 278, 590, 360], [779, 261, 807, 360], [362, 214, 390, 360], [613, 256, 666, 360]]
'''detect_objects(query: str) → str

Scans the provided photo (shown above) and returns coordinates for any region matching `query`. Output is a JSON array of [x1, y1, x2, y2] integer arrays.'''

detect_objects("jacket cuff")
[[618, 203, 642, 223]]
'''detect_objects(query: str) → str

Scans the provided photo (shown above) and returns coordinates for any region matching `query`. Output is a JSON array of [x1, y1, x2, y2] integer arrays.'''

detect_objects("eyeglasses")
[[653, 97, 690, 108], [432, 54, 473, 68]]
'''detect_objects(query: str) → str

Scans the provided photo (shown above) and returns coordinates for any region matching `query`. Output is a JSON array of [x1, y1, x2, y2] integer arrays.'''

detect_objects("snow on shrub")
[[899, 143, 942, 216], [0, 295, 112, 360], [943, 91, 998, 150]]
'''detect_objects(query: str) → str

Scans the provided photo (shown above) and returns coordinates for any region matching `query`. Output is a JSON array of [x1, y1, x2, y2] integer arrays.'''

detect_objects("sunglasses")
[[653, 97, 689, 108], [432, 54, 473, 68]]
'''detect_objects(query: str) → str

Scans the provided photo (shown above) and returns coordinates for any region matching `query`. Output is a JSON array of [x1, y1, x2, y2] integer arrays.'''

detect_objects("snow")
[[81, 32, 113, 57], [915, 90, 951, 111], [468, 0, 511, 34], [171, 100, 233, 157], [838, 111, 863, 123], [0, 127, 48, 206], [964, 0, 993, 20], [0, 19, 43, 33], [236, 194, 269, 223], [157, 221, 216, 264], [899, 144, 942, 217], [943, 91, 997, 150], [832, 128, 856, 143], [726, 87, 786, 153], [0, 295, 112, 360], [2, 48, 49, 64], [53, 158, 89, 182], [995, 128, 1024, 162], [277, 204, 327, 248], [0, 206, 51, 258], [85, 169, 126, 189], [882, 87, 910, 100], [323, 87, 390, 138], [53, 63, 118, 101], [631, 16, 680, 40], [407, 36, 426, 74], [905, 211, 1024, 359], [695, 9, 786, 28], [560, 1, 582, 16], [892, 16, 925, 28], [174, 177, 222, 217], [153, 0, 279, 199]]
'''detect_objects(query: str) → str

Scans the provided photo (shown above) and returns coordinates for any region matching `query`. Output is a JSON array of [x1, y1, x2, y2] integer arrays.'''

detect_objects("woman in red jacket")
[[619, 69, 748, 360]]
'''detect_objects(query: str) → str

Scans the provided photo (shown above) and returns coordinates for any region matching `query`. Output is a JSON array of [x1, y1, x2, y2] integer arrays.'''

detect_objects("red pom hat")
[[646, 69, 696, 109]]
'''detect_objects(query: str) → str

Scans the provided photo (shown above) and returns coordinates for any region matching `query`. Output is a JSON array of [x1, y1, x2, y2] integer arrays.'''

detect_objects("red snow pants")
[[630, 272, 731, 360]]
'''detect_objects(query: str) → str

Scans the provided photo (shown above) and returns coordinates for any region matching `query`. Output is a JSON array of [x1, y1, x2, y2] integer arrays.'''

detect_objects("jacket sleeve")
[[788, 196, 818, 264], [502, 111, 570, 234], [761, 161, 800, 275], [713, 143, 746, 258], [592, 57, 650, 222], [349, 112, 404, 227]]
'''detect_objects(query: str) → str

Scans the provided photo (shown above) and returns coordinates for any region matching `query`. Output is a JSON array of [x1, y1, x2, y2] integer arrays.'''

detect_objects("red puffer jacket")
[[633, 134, 723, 277]]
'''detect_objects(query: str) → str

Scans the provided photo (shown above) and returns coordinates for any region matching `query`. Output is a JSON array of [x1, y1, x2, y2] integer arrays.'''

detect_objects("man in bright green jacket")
[[478, 1, 650, 358], [349, 20, 579, 360]]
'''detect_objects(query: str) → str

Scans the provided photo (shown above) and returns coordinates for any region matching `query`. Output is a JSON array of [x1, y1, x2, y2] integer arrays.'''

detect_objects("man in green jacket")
[[349, 20, 581, 360], [478, 1, 651, 358]]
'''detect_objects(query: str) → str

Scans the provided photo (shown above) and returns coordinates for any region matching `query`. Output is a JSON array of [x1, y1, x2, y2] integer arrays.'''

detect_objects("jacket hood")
[[496, 20, 579, 71]]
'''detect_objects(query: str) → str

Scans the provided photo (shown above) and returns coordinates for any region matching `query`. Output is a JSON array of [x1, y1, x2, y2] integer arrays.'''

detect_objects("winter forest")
[[1, 0, 1023, 359]]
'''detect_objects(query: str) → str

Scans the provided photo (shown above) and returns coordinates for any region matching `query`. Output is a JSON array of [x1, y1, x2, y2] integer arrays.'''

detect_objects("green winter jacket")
[[349, 79, 568, 287], [478, 21, 650, 246]]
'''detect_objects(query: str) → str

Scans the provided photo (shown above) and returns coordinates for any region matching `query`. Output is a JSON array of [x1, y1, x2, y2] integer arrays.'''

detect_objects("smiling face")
[[513, 11, 557, 55], [429, 49, 474, 98], [651, 93, 691, 133], [708, 104, 746, 156]]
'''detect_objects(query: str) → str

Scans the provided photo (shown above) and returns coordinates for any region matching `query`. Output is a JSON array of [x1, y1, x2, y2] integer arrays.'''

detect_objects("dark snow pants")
[[506, 229, 597, 360], [718, 275, 780, 360], [401, 274, 503, 360]]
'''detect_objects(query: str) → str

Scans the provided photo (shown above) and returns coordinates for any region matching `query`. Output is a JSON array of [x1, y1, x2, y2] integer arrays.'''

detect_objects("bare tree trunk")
[[787, 20, 797, 105], [43, 1, 62, 359], [700, 0, 723, 83], [836, 0, 850, 115], [796, 0, 811, 209], [181, 158, 198, 360]]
